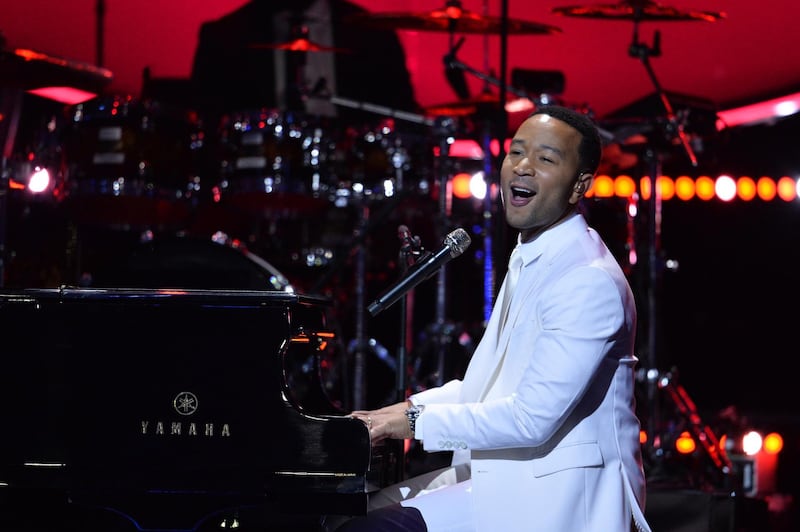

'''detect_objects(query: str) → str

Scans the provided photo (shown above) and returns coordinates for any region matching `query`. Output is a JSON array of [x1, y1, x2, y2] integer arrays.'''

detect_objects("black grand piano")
[[0, 282, 401, 531]]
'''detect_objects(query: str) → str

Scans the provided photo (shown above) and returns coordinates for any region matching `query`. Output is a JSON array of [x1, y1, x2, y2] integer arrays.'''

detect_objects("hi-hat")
[[249, 38, 351, 53], [345, 3, 561, 35], [552, 0, 725, 22]]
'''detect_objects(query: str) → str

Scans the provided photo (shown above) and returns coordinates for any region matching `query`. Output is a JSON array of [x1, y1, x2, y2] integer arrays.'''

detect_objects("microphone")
[[368, 228, 471, 316]]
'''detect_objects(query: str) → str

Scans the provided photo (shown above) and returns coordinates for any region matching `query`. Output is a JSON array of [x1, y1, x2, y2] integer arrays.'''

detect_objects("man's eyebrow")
[[508, 140, 565, 159], [539, 143, 565, 158]]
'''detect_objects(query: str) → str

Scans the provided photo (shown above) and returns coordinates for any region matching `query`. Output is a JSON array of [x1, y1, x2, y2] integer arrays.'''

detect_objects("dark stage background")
[[2, 1, 800, 528]]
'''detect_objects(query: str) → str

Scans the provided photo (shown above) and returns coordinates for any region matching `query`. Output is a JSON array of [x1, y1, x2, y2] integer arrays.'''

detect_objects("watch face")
[[407, 405, 422, 417]]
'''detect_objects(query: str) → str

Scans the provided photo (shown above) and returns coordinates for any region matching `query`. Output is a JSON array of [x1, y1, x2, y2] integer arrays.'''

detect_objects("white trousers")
[[369, 462, 476, 532]]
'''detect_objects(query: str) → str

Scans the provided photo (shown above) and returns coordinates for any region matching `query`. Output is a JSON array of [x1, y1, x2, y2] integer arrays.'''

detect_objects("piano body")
[[0, 287, 401, 531]]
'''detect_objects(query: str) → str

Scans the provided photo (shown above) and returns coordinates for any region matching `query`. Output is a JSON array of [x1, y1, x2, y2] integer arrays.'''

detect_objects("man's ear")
[[570, 173, 594, 204]]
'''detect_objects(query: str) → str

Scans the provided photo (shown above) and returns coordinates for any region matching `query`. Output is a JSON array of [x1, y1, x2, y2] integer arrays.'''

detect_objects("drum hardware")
[[425, 28, 549, 334], [0, 46, 112, 286], [62, 95, 202, 231], [348, 198, 371, 411], [324, 95, 434, 127], [249, 32, 351, 54], [327, 119, 423, 205], [0, 47, 112, 100], [424, 92, 505, 118], [427, 115, 477, 387], [323, 97, 436, 202], [246, 15, 345, 115], [337, 12, 560, 390], [345, 336, 398, 409], [371, 224, 474, 398], [306, 189, 426, 410], [247, 12, 340, 51], [342, 0, 561, 35], [211, 108, 334, 212], [554, 0, 724, 477], [551, 0, 725, 22]]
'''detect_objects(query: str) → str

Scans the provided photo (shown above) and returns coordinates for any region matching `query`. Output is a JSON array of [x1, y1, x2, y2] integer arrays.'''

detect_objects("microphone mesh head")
[[445, 228, 471, 257]]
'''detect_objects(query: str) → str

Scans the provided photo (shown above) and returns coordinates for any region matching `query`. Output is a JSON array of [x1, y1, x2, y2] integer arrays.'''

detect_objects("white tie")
[[499, 246, 522, 333], [482, 246, 523, 398]]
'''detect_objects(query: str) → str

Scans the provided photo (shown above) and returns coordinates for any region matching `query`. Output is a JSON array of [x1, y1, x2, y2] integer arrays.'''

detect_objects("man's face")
[[500, 113, 586, 243]]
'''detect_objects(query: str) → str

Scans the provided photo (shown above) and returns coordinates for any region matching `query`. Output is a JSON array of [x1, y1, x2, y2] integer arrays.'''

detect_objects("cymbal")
[[249, 38, 351, 53], [599, 142, 639, 173], [424, 94, 503, 117], [2, 47, 113, 91], [551, 1, 726, 22], [344, 6, 561, 35]]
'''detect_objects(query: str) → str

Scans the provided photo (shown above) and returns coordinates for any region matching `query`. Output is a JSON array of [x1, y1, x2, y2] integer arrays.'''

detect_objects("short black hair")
[[530, 105, 602, 175]]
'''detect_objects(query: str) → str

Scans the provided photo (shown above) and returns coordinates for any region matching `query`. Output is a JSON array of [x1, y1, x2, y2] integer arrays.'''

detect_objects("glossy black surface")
[[0, 288, 400, 531]]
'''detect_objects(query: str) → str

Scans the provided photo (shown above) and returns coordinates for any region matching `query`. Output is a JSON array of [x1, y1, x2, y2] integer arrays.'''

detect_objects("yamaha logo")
[[140, 391, 231, 437], [173, 391, 198, 416]]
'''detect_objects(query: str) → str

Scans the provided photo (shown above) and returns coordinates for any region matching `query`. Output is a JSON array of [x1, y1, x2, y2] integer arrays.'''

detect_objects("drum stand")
[[430, 116, 460, 387], [626, 21, 696, 446], [311, 190, 410, 410], [398, 116, 476, 392], [439, 39, 522, 321], [621, 22, 736, 488]]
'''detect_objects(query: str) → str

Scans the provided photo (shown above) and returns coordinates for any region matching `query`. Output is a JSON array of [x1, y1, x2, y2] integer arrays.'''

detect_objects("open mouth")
[[511, 186, 535, 199]]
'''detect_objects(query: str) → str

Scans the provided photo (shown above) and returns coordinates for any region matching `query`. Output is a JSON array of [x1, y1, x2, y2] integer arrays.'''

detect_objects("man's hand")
[[351, 400, 414, 443]]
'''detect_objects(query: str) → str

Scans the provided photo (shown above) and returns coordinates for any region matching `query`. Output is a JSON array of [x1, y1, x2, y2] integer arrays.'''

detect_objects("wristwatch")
[[404, 404, 425, 435]]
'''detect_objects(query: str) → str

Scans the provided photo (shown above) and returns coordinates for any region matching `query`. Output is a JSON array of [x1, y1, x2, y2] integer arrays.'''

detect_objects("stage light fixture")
[[468, 172, 486, 200], [26, 166, 51, 193], [717, 90, 800, 129]]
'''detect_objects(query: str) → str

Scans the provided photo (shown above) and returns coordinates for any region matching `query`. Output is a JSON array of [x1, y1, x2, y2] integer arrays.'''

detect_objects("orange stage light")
[[675, 431, 696, 454], [777, 176, 797, 201], [613, 175, 637, 198], [695, 176, 716, 200], [452, 173, 473, 199], [763, 432, 784, 454], [640, 177, 651, 200], [757, 177, 777, 201], [591, 175, 615, 197], [675, 175, 695, 200], [657, 176, 675, 200], [737, 176, 757, 201]]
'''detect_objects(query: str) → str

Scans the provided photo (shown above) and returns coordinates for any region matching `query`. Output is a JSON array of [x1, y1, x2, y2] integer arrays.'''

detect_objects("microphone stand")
[[395, 227, 425, 402]]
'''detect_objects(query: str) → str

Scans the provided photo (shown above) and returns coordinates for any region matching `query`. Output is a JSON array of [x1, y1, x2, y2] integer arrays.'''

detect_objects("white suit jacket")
[[409, 213, 651, 532]]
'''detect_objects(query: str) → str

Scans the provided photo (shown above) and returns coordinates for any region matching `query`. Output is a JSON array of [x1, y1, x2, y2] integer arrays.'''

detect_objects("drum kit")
[[47, 2, 722, 217], [3, 1, 725, 401]]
